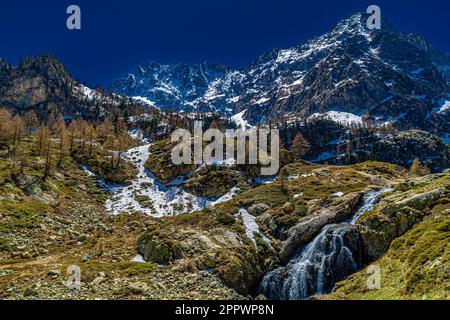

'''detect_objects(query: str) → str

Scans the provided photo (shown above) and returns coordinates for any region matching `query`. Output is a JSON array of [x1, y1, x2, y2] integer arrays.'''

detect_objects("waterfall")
[[259, 188, 392, 300], [350, 188, 393, 225]]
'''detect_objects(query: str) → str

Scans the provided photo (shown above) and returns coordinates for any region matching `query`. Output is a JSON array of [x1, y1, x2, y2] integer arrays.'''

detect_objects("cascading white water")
[[259, 188, 392, 300], [350, 188, 393, 225]]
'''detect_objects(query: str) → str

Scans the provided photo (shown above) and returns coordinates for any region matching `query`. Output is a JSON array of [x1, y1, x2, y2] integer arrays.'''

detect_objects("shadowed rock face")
[[279, 120, 450, 173], [0, 55, 72, 113], [0, 54, 127, 120]]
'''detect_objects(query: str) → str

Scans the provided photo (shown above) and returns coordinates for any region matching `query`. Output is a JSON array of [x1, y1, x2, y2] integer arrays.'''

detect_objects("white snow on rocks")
[[231, 110, 254, 129], [228, 96, 240, 103], [130, 254, 146, 263], [309, 111, 364, 127], [81, 164, 96, 177], [131, 96, 157, 108], [77, 84, 101, 101], [288, 173, 315, 181], [254, 97, 270, 105], [209, 187, 239, 207], [236, 209, 272, 249], [439, 101, 450, 113], [105, 144, 211, 217], [128, 129, 151, 144]]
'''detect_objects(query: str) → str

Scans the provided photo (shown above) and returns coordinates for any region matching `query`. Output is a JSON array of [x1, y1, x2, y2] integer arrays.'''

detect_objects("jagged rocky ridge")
[[0, 54, 149, 120], [107, 12, 450, 137]]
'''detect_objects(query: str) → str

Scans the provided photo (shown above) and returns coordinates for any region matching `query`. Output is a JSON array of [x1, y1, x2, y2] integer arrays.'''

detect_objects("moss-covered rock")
[[73, 150, 137, 185], [145, 138, 295, 189], [145, 141, 196, 184], [279, 192, 363, 261], [282, 202, 295, 214], [183, 166, 246, 198], [248, 203, 270, 216], [357, 174, 450, 260], [137, 229, 182, 264]]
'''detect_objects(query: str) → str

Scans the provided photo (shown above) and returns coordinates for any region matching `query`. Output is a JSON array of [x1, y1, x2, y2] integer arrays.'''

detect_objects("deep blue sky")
[[1, 0, 449, 86]]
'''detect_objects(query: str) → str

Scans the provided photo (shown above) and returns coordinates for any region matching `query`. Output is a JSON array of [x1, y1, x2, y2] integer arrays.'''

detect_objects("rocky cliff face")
[[0, 55, 71, 113], [107, 61, 237, 112], [0, 54, 126, 119]]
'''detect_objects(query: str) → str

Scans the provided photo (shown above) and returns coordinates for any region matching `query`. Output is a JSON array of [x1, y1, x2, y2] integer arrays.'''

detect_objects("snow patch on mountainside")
[[439, 100, 450, 113], [105, 144, 211, 217], [232, 110, 254, 129], [209, 187, 239, 207], [77, 85, 102, 101], [309, 111, 364, 127], [131, 254, 146, 263], [254, 97, 270, 105], [132, 96, 157, 108], [128, 129, 151, 144], [236, 209, 272, 249]]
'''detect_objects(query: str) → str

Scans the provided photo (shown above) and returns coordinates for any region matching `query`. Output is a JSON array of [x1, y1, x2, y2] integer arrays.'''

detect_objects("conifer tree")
[[291, 133, 310, 160]]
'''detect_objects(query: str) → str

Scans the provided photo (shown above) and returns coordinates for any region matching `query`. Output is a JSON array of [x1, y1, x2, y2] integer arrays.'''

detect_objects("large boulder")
[[145, 141, 196, 184], [183, 166, 245, 198], [137, 230, 182, 264]]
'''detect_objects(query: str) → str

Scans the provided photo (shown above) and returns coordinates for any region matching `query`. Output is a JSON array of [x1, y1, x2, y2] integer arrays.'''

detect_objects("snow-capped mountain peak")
[[106, 12, 450, 134]]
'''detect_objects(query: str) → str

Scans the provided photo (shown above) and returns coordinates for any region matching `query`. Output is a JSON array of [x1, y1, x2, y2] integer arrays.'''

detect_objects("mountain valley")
[[0, 11, 449, 301]]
